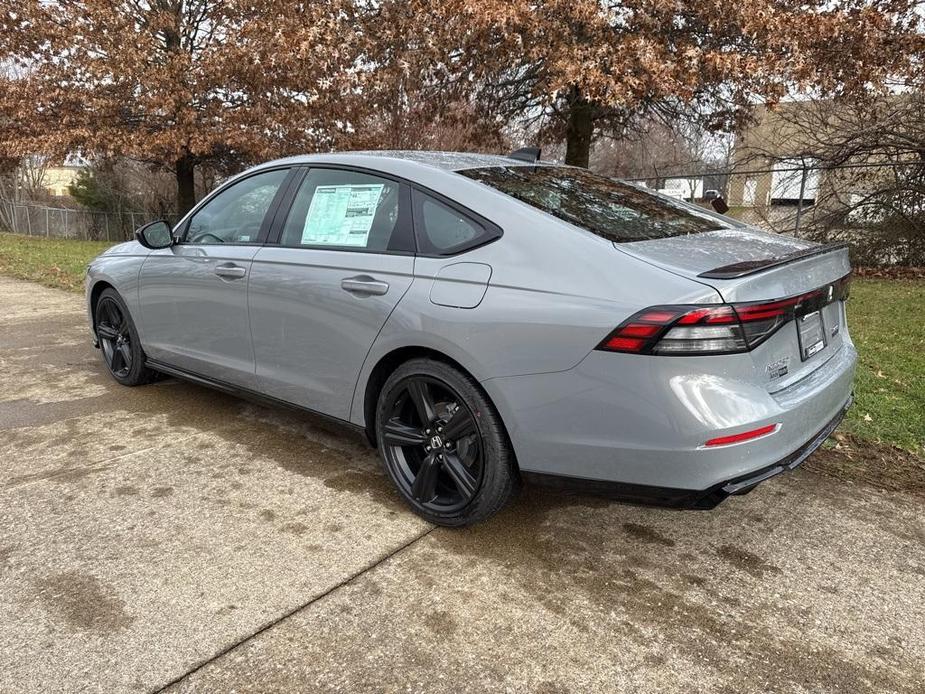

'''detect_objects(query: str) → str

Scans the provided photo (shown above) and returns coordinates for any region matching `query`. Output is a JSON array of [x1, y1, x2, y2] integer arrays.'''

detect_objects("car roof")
[[256, 150, 555, 174]]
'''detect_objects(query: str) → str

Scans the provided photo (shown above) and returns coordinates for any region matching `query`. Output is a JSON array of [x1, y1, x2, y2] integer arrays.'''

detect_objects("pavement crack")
[[150, 524, 436, 693]]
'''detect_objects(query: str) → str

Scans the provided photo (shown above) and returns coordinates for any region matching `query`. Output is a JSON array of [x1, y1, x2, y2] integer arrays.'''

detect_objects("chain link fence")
[[0, 199, 156, 241], [628, 160, 925, 265]]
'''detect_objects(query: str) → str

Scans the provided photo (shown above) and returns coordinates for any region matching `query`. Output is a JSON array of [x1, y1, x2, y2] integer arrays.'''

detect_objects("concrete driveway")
[[1, 275, 923, 693]]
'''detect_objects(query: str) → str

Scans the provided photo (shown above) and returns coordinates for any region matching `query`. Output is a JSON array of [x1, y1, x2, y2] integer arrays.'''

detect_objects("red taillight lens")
[[602, 336, 647, 352], [734, 295, 802, 347], [617, 324, 662, 338], [597, 305, 747, 355], [704, 423, 779, 447], [595, 273, 850, 356]]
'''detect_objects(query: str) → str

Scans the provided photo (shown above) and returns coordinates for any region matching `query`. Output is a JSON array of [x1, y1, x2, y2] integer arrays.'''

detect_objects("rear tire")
[[94, 288, 155, 387], [375, 358, 518, 526]]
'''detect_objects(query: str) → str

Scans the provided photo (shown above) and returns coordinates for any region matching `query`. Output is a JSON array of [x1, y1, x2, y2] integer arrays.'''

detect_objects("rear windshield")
[[459, 165, 735, 242]]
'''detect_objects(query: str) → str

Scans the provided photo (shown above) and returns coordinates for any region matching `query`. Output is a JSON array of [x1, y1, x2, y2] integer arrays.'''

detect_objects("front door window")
[[185, 169, 289, 245]]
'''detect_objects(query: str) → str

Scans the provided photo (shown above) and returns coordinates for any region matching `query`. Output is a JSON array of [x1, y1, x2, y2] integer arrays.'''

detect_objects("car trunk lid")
[[613, 228, 852, 388], [614, 228, 850, 300]]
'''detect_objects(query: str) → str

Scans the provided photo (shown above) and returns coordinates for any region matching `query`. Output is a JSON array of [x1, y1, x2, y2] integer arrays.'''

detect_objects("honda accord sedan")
[[85, 150, 856, 526]]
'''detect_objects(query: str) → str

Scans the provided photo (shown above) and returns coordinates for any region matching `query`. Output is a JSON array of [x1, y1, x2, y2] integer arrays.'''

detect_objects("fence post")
[[794, 166, 808, 234], [26, 206, 32, 235], [45, 207, 50, 238], [105, 213, 111, 242]]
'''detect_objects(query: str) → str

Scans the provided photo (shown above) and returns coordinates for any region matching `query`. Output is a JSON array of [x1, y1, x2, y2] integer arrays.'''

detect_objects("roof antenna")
[[508, 147, 541, 162]]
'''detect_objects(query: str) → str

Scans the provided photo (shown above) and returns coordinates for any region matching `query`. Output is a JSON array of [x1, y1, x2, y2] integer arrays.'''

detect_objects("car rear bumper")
[[520, 395, 851, 509], [481, 338, 857, 494]]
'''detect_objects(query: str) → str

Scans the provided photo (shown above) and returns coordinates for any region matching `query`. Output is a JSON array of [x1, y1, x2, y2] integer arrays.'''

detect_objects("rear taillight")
[[597, 274, 851, 356], [598, 305, 746, 355]]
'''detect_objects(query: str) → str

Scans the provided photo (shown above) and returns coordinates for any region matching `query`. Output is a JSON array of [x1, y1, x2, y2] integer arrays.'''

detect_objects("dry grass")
[[0, 232, 114, 292]]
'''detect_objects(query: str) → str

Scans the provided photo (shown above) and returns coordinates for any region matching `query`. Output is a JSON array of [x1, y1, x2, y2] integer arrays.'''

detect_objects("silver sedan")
[[86, 151, 856, 525]]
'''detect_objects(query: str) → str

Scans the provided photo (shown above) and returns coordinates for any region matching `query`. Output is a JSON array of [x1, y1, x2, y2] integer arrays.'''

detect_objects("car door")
[[249, 166, 416, 419], [138, 167, 294, 388]]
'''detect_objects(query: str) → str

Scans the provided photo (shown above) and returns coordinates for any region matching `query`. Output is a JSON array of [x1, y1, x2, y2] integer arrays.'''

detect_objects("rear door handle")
[[214, 263, 247, 279], [341, 276, 389, 296]]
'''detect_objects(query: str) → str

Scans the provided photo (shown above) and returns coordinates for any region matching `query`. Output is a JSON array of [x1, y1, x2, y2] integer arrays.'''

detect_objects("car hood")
[[99, 240, 150, 256]]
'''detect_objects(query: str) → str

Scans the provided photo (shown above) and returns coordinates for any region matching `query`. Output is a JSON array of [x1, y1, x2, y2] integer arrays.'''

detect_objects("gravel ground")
[[1, 275, 922, 693]]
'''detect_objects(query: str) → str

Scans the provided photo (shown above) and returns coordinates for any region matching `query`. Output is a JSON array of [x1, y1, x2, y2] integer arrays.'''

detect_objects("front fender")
[[85, 251, 148, 343]]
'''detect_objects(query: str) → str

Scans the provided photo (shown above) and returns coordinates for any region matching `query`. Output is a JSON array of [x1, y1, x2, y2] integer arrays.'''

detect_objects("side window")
[[184, 168, 289, 245], [412, 190, 499, 255], [279, 169, 412, 252]]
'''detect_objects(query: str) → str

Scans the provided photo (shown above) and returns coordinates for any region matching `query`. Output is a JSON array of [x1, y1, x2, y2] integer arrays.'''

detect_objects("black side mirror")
[[711, 196, 730, 214], [135, 220, 174, 249]]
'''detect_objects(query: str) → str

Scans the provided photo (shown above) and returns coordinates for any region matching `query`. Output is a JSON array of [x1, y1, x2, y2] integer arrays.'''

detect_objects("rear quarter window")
[[459, 165, 736, 242], [411, 189, 500, 255]]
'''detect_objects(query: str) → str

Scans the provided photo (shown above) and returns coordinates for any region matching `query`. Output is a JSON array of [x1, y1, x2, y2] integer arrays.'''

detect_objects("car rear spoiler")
[[697, 242, 849, 280]]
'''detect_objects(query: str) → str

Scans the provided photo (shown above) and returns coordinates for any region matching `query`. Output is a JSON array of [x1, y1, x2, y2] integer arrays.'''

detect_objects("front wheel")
[[94, 288, 155, 386], [375, 358, 518, 526]]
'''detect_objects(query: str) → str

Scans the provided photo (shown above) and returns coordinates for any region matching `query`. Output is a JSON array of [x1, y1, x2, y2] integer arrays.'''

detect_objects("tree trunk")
[[564, 92, 593, 168], [175, 156, 196, 218]]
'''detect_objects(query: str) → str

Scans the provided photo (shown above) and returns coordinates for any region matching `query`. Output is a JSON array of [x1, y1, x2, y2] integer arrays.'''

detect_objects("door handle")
[[341, 275, 389, 296], [214, 263, 246, 279]]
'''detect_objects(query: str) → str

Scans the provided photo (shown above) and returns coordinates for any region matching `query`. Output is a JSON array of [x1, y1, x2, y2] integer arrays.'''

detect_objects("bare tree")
[[15, 155, 50, 197], [731, 94, 925, 264], [591, 119, 700, 179]]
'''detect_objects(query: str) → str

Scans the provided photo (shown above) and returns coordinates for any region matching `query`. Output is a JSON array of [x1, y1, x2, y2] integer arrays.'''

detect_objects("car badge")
[[766, 356, 790, 380]]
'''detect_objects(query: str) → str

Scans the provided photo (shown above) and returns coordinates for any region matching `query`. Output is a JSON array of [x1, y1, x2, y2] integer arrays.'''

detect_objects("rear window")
[[459, 165, 736, 242]]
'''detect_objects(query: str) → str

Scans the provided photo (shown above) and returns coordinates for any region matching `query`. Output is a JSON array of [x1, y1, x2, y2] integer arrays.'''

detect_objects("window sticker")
[[301, 184, 385, 246]]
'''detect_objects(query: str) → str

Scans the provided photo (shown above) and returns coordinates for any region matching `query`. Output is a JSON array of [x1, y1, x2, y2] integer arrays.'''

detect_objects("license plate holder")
[[797, 310, 827, 361]]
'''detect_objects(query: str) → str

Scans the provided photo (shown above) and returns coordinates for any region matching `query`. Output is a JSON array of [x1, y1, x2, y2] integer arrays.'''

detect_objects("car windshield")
[[459, 165, 736, 242]]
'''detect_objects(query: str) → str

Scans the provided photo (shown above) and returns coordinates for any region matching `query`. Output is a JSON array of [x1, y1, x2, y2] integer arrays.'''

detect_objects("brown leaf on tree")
[[0, 0, 366, 214], [1, 1, 922, 212]]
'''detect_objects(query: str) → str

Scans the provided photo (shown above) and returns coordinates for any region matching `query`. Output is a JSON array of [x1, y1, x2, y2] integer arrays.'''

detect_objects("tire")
[[94, 288, 156, 387], [375, 358, 518, 526]]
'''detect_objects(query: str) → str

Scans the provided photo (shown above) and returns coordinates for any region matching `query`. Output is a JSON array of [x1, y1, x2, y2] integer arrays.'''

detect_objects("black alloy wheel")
[[382, 375, 483, 512], [376, 358, 518, 526], [94, 288, 155, 386], [96, 295, 133, 378]]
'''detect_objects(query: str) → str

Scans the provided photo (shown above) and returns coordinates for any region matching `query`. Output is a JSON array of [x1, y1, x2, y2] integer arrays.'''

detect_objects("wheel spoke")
[[102, 300, 116, 327], [117, 342, 132, 371], [441, 405, 475, 440], [383, 419, 427, 447], [411, 453, 440, 502], [97, 324, 118, 341], [109, 345, 125, 373], [441, 452, 477, 500], [406, 380, 436, 425]]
